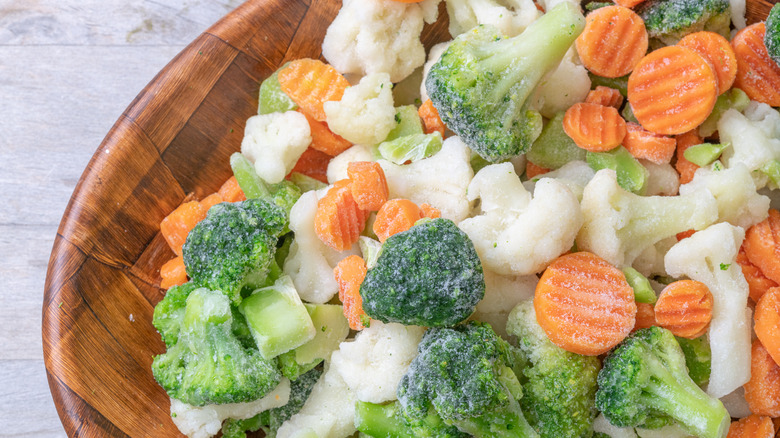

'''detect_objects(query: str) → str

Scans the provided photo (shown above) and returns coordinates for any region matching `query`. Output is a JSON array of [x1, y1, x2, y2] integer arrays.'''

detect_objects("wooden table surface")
[[0, 1, 244, 435]]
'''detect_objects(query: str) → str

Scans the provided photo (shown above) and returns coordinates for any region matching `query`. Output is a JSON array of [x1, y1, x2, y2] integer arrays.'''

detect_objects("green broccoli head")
[[268, 179, 302, 223], [153, 281, 200, 347], [425, 3, 585, 162], [355, 400, 468, 438], [766, 4, 780, 66], [595, 327, 729, 438], [152, 288, 281, 406], [360, 218, 485, 327], [397, 322, 538, 437], [182, 199, 287, 304], [506, 301, 600, 438], [637, 0, 731, 46]]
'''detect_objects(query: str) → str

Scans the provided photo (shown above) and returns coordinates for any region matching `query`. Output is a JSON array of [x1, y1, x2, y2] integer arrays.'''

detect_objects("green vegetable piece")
[[153, 282, 200, 347], [585, 1, 613, 12], [682, 143, 728, 167], [527, 111, 587, 170], [588, 73, 629, 97], [761, 160, 780, 187], [231, 152, 270, 199], [385, 105, 425, 142], [378, 132, 443, 165], [622, 267, 657, 304], [293, 304, 350, 366], [470, 152, 492, 173], [586, 146, 649, 194], [621, 102, 639, 124], [765, 3, 780, 66], [356, 401, 467, 438], [288, 172, 328, 193], [359, 236, 383, 270], [698, 88, 750, 137], [636, 0, 731, 46], [258, 64, 297, 115], [676, 335, 711, 388]]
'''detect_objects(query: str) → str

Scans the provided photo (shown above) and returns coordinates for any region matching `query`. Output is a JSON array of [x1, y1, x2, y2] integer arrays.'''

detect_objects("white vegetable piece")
[[330, 321, 425, 404], [719, 102, 780, 188], [664, 222, 752, 399], [460, 162, 582, 276], [169, 380, 290, 438], [446, 0, 542, 38], [323, 73, 396, 146], [326, 144, 374, 184], [531, 48, 591, 119], [380, 136, 474, 222], [522, 159, 595, 200], [640, 160, 680, 196], [241, 111, 311, 184], [592, 413, 637, 438], [322, 0, 428, 83], [472, 270, 537, 339], [420, 41, 452, 103]]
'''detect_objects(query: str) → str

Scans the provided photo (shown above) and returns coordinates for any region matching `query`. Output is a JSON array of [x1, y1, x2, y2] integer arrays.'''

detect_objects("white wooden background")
[[0, 1, 245, 435]]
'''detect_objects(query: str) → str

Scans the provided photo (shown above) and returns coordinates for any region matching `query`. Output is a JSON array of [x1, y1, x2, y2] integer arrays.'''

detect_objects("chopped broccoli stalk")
[[596, 327, 729, 438], [470, 152, 493, 173], [585, 1, 613, 11], [356, 401, 467, 438], [761, 160, 780, 187], [360, 218, 485, 327], [526, 111, 587, 170], [621, 103, 638, 124], [152, 288, 281, 406], [765, 4, 780, 66], [153, 282, 200, 347], [359, 236, 383, 270], [287, 172, 328, 193], [274, 233, 294, 271], [637, 0, 731, 46], [586, 146, 649, 194], [506, 301, 600, 438], [379, 132, 444, 165], [698, 88, 750, 137], [622, 267, 657, 304], [676, 335, 711, 388], [426, 3, 585, 162], [386, 105, 425, 141], [230, 153, 302, 219], [258, 62, 297, 115], [588, 73, 629, 97], [221, 415, 265, 438], [682, 143, 728, 167]]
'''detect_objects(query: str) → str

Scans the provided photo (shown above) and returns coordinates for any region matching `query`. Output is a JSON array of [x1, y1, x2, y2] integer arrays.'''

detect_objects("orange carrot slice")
[[736, 247, 778, 304], [678, 31, 737, 94], [633, 302, 657, 332], [334, 255, 369, 330], [562, 102, 627, 152], [373, 199, 422, 243], [675, 130, 702, 184], [755, 287, 780, 367], [314, 179, 369, 251], [288, 147, 332, 183], [628, 46, 718, 135], [743, 209, 780, 285], [419, 99, 446, 137], [419, 203, 441, 219], [676, 229, 696, 241], [585, 86, 625, 109], [526, 161, 551, 179], [575, 5, 649, 78], [160, 201, 208, 256], [623, 122, 677, 164], [744, 340, 780, 417], [160, 256, 188, 289], [347, 161, 389, 212], [727, 415, 775, 438], [654, 280, 713, 339], [218, 176, 247, 203], [298, 109, 352, 156], [200, 193, 223, 212], [277, 59, 350, 122], [534, 252, 637, 356], [731, 23, 780, 107]]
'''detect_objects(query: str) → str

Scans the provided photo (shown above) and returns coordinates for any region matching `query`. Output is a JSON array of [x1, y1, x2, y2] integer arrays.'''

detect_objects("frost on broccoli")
[[766, 3, 780, 66], [636, 0, 731, 46], [425, 2, 585, 162], [445, 0, 542, 38], [355, 400, 468, 438]]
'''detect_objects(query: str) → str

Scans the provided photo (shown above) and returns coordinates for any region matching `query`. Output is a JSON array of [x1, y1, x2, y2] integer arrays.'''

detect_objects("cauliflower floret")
[[420, 41, 452, 103], [379, 135, 474, 222], [641, 160, 680, 196], [719, 101, 780, 188], [632, 236, 678, 277], [522, 159, 595, 200], [470, 269, 538, 339], [170, 380, 290, 438], [664, 222, 752, 399], [459, 162, 582, 276], [322, 0, 428, 83], [446, 0, 542, 38], [536, 0, 582, 12], [593, 413, 637, 438], [323, 73, 396, 146], [240, 111, 312, 184], [326, 144, 374, 184], [330, 321, 425, 404], [531, 48, 591, 119]]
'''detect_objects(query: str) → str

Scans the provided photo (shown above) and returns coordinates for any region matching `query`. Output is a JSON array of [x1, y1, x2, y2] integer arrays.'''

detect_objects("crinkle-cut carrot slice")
[[200, 193, 223, 212], [585, 86, 625, 109], [632, 302, 657, 332], [534, 251, 637, 356], [278, 58, 350, 122], [744, 340, 780, 417], [334, 255, 369, 331], [419, 203, 441, 219], [675, 130, 702, 184], [373, 199, 422, 243], [736, 247, 778, 303], [628, 46, 718, 135], [623, 122, 677, 164], [678, 31, 738, 95], [288, 147, 332, 183], [743, 209, 780, 285], [731, 23, 780, 107], [298, 109, 352, 156], [419, 99, 446, 137], [218, 176, 247, 203], [575, 5, 649, 78], [160, 201, 208, 256], [525, 161, 550, 179], [654, 280, 713, 339], [314, 179, 369, 252], [726, 415, 775, 438], [160, 256, 188, 289], [563, 102, 627, 152], [754, 287, 780, 367], [347, 161, 389, 212]]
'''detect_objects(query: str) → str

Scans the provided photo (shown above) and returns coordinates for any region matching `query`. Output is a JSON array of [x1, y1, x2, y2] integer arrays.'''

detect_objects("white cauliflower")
[[322, 0, 428, 83], [241, 111, 311, 184], [445, 0, 542, 38], [323, 73, 396, 146], [522, 159, 595, 200], [536, 0, 582, 12], [531, 48, 591, 119], [169, 380, 290, 438], [330, 321, 425, 404], [471, 269, 537, 339], [592, 413, 637, 438], [730, 0, 746, 30], [664, 222, 752, 399], [719, 101, 780, 188], [326, 144, 374, 184], [459, 162, 582, 276], [420, 41, 452, 103], [631, 236, 678, 277], [640, 160, 679, 196], [379, 135, 474, 222]]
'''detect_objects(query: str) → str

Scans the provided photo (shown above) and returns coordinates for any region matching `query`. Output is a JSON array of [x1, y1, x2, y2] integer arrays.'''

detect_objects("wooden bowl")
[[42, 0, 777, 436]]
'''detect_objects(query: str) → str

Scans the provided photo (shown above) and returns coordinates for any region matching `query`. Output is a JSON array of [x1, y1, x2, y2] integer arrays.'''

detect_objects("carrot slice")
[[298, 109, 352, 156], [314, 179, 369, 251], [744, 340, 780, 417], [160, 201, 208, 256], [743, 209, 780, 284], [654, 280, 713, 339], [277, 59, 350, 122], [534, 252, 637, 356], [525, 161, 551, 179], [562, 102, 627, 152], [288, 147, 332, 184], [676, 229, 696, 241], [585, 86, 625, 109], [731, 23, 780, 107], [632, 302, 657, 332], [576, 5, 648, 78], [218, 176, 247, 203], [200, 193, 223, 212], [754, 287, 780, 367], [736, 247, 778, 303], [419, 203, 441, 219], [727, 415, 775, 438], [419, 99, 446, 137], [623, 122, 677, 164], [160, 255, 188, 289], [373, 199, 422, 243], [678, 31, 737, 95], [628, 45, 718, 135], [675, 130, 702, 184], [347, 161, 389, 212], [334, 255, 369, 330]]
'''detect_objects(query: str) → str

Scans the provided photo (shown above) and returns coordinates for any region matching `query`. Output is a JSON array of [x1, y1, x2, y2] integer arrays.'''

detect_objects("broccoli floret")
[[152, 288, 281, 406], [182, 199, 287, 304], [425, 3, 585, 162], [152, 281, 200, 347], [360, 218, 485, 327], [637, 0, 731, 46], [595, 327, 729, 438], [766, 3, 780, 66], [676, 335, 711, 388], [397, 322, 538, 437], [355, 400, 468, 438], [506, 301, 600, 438]]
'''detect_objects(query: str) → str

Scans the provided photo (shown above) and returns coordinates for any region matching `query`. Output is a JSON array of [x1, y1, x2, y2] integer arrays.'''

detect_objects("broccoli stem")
[[230, 152, 271, 198], [356, 401, 417, 438]]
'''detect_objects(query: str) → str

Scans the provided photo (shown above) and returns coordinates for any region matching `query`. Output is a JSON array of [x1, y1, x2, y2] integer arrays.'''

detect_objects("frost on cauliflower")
[[641, 160, 680, 196], [323, 73, 396, 146], [446, 0, 542, 38], [531, 48, 591, 119], [283, 191, 360, 304], [459, 162, 582, 276], [330, 321, 425, 404], [522, 159, 595, 200], [592, 413, 637, 438], [420, 41, 452, 103], [379, 136, 474, 222], [322, 0, 428, 83], [170, 380, 290, 438], [471, 269, 537, 339], [664, 222, 752, 399], [719, 101, 780, 188], [241, 111, 312, 184], [326, 144, 374, 184], [632, 236, 678, 277]]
